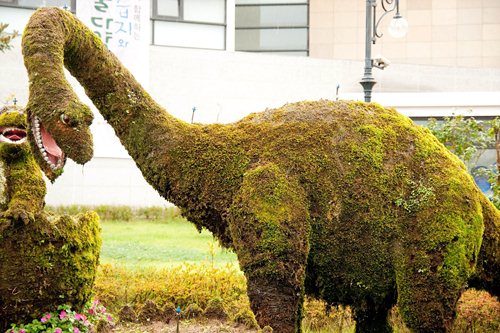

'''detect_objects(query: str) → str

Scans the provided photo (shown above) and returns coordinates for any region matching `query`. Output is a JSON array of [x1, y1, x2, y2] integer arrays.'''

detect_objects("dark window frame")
[[151, 0, 227, 50], [235, 1, 309, 55], [152, 0, 227, 26], [152, 0, 183, 21]]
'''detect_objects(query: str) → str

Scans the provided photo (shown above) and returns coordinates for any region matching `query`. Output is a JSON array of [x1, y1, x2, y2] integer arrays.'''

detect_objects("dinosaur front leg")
[[228, 163, 310, 333], [4, 154, 46, 224]]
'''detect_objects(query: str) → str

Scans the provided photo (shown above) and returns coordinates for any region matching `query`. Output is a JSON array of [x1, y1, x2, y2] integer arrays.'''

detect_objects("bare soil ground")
[[112, 320, 258, 333]]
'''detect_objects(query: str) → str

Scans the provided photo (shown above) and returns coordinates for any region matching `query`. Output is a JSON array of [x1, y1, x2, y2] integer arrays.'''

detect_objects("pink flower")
[[55, 328, 62, 333], [73, 327, 80, 333], [84, 320, 90, 327], [88, 308, 95, 315], [106, 314, 113, 322], [19, 330, 26, 333], [40, 313, 51, 323], [74, 313, 84, 321], [100, 306, 107, 314], [59, 310, 67, 319]]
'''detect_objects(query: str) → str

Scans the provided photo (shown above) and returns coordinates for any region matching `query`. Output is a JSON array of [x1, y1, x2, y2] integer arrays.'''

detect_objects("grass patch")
[[96, 216, 499, 332], [100, 220, 237, 270]]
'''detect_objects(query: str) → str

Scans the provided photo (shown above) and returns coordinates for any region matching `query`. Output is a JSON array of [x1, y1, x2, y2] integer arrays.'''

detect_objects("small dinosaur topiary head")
[[26, 100, 94, 181], [0, 105, 29, 158]]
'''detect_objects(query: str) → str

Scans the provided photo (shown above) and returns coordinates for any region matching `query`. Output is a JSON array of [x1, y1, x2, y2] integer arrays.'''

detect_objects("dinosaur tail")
[[469, 195, 500, 297]]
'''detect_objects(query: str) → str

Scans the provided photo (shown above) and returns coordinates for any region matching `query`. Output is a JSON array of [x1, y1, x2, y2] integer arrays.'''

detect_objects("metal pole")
[[360, 0, 376, 102]]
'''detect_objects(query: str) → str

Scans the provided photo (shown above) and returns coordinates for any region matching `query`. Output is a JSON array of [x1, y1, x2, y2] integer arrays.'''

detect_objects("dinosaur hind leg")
[[228, 163, 310, 333], [395, 244, 466, 333]]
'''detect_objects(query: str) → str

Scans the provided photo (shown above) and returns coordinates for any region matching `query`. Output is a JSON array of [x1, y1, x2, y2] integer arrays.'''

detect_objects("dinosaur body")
[[22, 8, 500, 333], [0, 105, 101, 329]]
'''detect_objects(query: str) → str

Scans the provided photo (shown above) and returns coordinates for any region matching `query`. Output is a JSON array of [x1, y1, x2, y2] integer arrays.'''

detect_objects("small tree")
[[0, 23, 18, 52], [426, 115, 500, 209]]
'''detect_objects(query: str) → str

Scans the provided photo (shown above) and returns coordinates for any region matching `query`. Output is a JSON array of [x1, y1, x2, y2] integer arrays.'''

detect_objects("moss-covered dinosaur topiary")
[[0, 105, 45, 229], [22, 8, 499, 333], [0, 105, 101, 329]]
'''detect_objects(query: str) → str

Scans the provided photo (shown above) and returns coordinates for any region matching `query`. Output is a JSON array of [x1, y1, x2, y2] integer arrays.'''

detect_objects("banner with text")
[[77, 0, 150, 88]]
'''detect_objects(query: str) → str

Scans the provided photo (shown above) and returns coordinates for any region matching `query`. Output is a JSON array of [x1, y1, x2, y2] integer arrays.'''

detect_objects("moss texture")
[[22, 8, 500, 333], [0, 105, 45, 228], [0, 106, 102, 329], [0, 211, 101, 329]]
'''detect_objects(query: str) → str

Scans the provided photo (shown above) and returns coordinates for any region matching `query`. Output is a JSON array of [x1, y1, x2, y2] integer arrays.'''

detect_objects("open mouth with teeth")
[[32, 116, 65, 171], [0, 126, 27, 144]]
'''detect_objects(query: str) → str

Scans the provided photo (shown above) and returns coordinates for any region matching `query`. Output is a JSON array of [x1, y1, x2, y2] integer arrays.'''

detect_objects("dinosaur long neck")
[[22, 8, 190, 197]]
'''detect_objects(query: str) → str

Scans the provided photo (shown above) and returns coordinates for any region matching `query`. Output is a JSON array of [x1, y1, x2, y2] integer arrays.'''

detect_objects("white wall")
[[1, 7, 499, 207]]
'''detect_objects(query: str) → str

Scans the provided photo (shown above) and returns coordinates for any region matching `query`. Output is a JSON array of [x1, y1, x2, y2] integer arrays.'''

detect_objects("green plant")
[[6, 301, 113, 333], [454, 289, 500, 332], [0, 23, 18, 52], [394, 179, 435, 214], [427, 115, 491, 169], [301, 299, 354, 333], [426, 115, 500, 209], [47, 205, 181, 222]]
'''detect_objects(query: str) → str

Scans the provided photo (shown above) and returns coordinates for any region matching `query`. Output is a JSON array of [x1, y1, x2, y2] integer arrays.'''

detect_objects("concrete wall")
[[309, 0, 500, 68]]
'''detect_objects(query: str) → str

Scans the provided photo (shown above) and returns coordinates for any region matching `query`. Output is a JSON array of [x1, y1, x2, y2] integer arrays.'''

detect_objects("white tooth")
[[42, 152, 47, 157]]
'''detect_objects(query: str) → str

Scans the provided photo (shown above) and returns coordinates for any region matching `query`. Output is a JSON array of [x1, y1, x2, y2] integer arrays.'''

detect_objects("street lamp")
[[360, 0, 408, 102]]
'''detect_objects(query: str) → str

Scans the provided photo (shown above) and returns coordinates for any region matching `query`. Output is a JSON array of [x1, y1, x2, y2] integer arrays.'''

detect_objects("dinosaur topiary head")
[[0, 105, 29, 158], [26, 100, 94, 181]]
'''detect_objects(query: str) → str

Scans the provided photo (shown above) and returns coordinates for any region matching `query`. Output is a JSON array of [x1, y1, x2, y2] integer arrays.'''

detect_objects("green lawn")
[[100, 219, 238, 269]]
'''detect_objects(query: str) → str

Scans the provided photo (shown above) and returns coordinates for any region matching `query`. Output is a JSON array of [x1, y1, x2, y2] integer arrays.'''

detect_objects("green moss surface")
[[21, 8, 500, 333], [0, 211, 101, 329], [0, 105, 45, 227]]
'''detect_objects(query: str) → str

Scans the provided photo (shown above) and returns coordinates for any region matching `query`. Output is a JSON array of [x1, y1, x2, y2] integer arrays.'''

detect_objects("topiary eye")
[[60, 114, 71, 126]]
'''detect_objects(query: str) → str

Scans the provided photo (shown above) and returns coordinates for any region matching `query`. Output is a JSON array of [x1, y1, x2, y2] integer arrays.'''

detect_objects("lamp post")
[[360, 0, 408, 102]]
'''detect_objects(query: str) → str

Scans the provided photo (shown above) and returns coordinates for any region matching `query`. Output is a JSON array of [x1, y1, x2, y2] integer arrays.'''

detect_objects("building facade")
[[310, 0, 500, 68]]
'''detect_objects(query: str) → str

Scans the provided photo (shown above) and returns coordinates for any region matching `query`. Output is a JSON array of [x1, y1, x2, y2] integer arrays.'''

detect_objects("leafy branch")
[[426, 114, 500, 209], [0, 23, 19, 53]]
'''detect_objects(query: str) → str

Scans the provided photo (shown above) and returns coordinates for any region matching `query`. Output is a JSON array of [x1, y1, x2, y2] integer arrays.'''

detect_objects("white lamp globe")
[[388, 15, 408, 38]]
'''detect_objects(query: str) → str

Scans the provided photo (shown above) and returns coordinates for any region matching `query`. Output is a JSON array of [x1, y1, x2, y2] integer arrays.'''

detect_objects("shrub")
[[47, 205, 182, 222], [93, 263, 500, 332], [301, 299, 353, 333], [454, 289, 500, 332], [93, 263, 247, 319], [6, 301, 113, 333]]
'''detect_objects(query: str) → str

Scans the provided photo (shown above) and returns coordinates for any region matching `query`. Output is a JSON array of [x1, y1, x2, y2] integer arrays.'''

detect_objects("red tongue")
[[7, 134, 22, 141], [5, 130, 26, 141], [40, 124, 63, 157]]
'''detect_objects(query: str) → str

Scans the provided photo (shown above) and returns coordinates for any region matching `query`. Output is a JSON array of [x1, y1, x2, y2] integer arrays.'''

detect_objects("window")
[[0, 0, 76, 10], [156, 0, 181, 19], [152, 0, 226, 50], [235, 0, 309, 56]]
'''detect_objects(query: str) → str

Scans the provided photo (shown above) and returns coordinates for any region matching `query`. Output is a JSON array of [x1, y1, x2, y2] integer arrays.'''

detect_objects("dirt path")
[[113, 320, 258, 333]]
